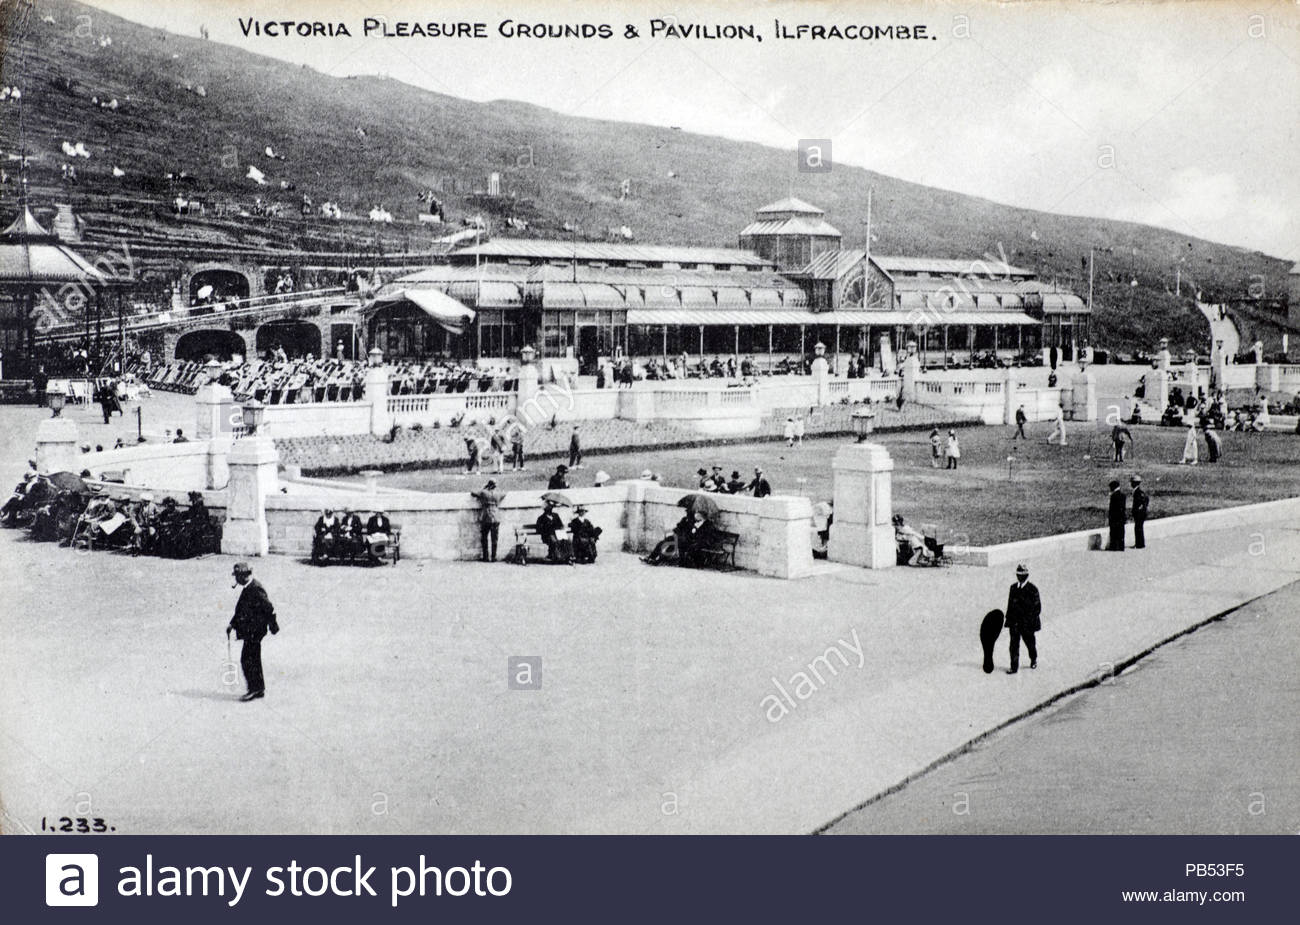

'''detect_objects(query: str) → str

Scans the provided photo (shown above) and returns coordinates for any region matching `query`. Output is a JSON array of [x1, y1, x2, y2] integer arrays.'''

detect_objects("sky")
[[76, 0, 1300, 260]]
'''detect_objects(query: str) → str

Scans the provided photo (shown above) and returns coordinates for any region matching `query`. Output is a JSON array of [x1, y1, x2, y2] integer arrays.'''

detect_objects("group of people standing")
[[464, 426, 527, 474], [1106, 476, 1149, 552], [929, 428, 961, 469], [469, 482, 601, 564], [696, 464, 771, 497], [1011, 403, 1069, 445]]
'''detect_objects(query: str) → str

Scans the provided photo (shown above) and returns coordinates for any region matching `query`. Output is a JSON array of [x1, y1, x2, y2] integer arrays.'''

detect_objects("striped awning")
[[625, 309, 1040, 326], [627, 310, 817, 326], [915, 311, 1039, 326], [1040, 293, 1088, 313]]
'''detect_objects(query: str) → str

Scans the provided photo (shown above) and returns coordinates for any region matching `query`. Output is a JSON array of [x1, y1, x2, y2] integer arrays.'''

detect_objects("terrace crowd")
[[143, 354, 515, 402]]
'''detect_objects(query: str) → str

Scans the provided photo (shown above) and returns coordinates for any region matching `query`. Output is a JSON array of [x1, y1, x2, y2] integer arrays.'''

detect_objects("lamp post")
[[204, 357, 223, 384], [241, 398, 265, 437], [47, 389, 66, 419], [367, 346, 384, 368], [850, 407, 876, 441], [517, 344, 540, 402]]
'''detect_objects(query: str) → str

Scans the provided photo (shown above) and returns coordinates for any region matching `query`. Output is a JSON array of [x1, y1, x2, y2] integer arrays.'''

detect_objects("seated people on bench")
[[679, 509, 719, 568], [93, 494, 133, 545], [365, 508, 392, 560], [186, 490, 211, 525], [535, 499, 569, 562], [813, 502, 833, 559], [893, 514, 930, 566], [135, 491, 161, 554], [643, 511, 694, 565], [313, 508, 340, 560], [339, 508, 365, 557], [569, 505, 602, 564], [82, 488, 116, 525]]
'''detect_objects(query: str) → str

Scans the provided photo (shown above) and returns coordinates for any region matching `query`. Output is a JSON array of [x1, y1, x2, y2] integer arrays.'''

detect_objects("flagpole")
[[1087, 248, 1094, 313], [862, 186, 873, 308]]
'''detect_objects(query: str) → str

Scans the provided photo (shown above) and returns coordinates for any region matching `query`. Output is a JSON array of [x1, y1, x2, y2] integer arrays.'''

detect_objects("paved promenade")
[[2, 496, 1295, 834]]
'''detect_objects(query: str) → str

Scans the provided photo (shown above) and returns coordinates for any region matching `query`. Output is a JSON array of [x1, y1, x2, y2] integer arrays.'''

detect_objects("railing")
[[719, 388, 755, 405], [388, 396, 430, 415], [465, 393, 512, 410], [655, 390, 711, 410]]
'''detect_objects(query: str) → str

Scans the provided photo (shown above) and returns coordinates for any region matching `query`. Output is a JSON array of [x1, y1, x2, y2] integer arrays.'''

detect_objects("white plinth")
[[194, 382, 235, 440], [1070, 370, 1097, 422], [366, 366, 392, 437], [811, 357, 829, 406], [221, 435, 279, 557], [35, 416, 79, 474], [828, 442, 896, 569], [1002, 368, 1021, 424]]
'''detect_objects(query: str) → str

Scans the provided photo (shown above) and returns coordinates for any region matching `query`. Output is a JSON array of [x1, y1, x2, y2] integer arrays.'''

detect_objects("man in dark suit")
[[679, 510, 718, 568], [364, 508, 392, 561], [568, 505, 602, 564], [1130, 475, 1149, 549], [535, 499, 567, 562], [1107, 479, 1126, 551], [748, 467, 771, 498], [1013, 404, 1028, 439], [471, 479, 503, 562], [547, 465, 569, 491], [341, 507, 366, 557], [1004, 563, 1041, 674], [365, 509, 391, 538], [226, 562, 279, 701]]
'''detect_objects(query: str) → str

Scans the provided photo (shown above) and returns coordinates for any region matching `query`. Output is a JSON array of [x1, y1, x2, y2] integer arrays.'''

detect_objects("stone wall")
[[72, 439, 227, 490], [263, 484, 633, 561], [623, 481, 815, 579]]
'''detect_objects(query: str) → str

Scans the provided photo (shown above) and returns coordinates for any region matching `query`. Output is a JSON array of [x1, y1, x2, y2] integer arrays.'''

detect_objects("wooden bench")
[[312, 525, 401, 566], [511, 524, 572, 564], [694, 529, 739, 569]]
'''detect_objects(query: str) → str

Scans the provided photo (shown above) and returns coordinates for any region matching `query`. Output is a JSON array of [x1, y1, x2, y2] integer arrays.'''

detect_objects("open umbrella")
[[677, 492, 719, 520], [46, 471, 88, 494], [541, 491, 574, 507]]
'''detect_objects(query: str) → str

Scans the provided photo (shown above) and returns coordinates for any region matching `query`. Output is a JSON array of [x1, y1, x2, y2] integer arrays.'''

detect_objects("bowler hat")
[[1015, 563, 1029, 576], [1109, 480, 1121, 490]]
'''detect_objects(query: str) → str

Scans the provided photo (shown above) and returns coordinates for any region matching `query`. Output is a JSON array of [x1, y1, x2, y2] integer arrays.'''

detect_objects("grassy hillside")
[[0, 0, 1291, 351]]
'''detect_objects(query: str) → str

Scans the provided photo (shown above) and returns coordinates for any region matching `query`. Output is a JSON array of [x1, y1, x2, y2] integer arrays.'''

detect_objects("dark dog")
[[980, 609, 1004, 674]]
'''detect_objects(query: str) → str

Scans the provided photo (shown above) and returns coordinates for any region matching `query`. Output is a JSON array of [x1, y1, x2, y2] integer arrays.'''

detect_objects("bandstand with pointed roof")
[[0, 204, 132, 379]]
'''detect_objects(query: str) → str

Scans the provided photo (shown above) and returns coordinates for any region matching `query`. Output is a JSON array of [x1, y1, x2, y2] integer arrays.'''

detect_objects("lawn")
[[349, 422, 1300, 546]]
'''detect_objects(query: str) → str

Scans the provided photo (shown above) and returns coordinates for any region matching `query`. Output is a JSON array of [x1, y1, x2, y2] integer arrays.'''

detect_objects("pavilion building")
[[366, 197, 1092, 372]]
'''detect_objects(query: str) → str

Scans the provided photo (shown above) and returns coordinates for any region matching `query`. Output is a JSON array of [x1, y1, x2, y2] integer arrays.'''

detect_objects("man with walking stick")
[[1004, 563, 1041, 674], [226, 562, 279, 702]]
